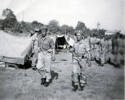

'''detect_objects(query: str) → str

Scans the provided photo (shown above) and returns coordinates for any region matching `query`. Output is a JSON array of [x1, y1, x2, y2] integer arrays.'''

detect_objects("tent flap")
[[0, 31, 32, 64]]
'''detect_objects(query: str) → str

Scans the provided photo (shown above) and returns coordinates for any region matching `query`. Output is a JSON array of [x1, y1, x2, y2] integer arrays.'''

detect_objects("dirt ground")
[[0, 51, 124, 100]]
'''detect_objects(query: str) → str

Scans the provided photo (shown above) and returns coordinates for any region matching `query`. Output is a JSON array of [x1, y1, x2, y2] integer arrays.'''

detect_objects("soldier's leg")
[[38, 69, 46, 85], [78, 59, 87, 90], [72, 59, 80, 91], [44, 53, 52, 86], [36, 52, 46, 85], [32, 54, 35, 66], [100, 49, 105, 66], [101, 53, 105, 66], [32, 53, 38, 70], [36, 52, 43, 69]]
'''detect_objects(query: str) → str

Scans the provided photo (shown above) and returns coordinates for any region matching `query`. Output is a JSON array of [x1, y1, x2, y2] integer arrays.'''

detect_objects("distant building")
[[105, 30, 116, 35]]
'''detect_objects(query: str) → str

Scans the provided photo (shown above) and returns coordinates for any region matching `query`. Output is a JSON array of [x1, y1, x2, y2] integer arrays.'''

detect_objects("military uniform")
[[105, 38, 111, 63], [72, 39, 89, 90], [30, 33, 39, 70], [90, 37, 96, 60], [84, 37, 91, 66], [95, 39, 101, 62], [36, 35, 54, 84], [100, 38, 106, 65]]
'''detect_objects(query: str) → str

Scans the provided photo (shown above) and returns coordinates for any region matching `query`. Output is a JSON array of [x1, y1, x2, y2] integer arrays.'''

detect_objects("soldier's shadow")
[[50, 70, 59, 83]]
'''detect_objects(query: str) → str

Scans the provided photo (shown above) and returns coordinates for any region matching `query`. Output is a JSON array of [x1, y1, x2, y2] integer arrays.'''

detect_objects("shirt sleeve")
[[38, 37, 41, 48], [49, 38, 55, 49]]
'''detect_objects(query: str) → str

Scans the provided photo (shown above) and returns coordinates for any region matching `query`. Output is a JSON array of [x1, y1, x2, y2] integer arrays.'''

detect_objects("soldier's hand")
[[37, 48, 40, 52], [51, 55, 55, 61], [69, 47, 74, 53]]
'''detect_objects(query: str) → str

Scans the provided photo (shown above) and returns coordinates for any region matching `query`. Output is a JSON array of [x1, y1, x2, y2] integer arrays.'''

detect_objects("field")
[[0, 51, 124, 100]]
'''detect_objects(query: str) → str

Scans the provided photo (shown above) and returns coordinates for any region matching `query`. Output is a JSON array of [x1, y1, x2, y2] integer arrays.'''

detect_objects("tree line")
[[0, 8, 106, 38]]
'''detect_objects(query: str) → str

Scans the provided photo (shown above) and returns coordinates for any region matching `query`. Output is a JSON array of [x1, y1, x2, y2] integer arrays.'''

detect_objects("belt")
[[40, 49, 52, 53]]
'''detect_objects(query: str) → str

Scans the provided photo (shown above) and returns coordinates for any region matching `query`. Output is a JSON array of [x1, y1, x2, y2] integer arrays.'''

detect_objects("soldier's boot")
[[72, 81, 78, 92], [32, 60, 37, 70], [44, 79, 51, 87], [41, 78, 46, 85], [32, 66, 37, 70], [78, 74, 87, 91], [44, 82, 49, 87], [100, 63, 104, 66], [79, 83, 86, 91]]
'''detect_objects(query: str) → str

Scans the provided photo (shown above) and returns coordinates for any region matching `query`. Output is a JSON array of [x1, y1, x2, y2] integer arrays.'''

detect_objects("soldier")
[[31, 28, 39, 70], [100, 36, 106, 66], [71, 30, 89, 91], [104, 35, 110, 64], [36, 26, 55, 87], [84, 36, 91, 67], [90, 37, 96, 61], [95, 38, 100, 63]]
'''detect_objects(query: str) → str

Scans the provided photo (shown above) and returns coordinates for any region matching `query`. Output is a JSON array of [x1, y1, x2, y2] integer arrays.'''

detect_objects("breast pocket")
[[79, 44, 85, 54]]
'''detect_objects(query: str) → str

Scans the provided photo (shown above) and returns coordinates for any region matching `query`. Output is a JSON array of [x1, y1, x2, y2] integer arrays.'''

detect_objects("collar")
[[41, 36, 47, 41], [76, 39, 84, 44]]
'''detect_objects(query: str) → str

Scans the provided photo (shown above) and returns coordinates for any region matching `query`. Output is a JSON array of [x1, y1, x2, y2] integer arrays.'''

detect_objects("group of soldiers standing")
[[90, 36, 112, 66]]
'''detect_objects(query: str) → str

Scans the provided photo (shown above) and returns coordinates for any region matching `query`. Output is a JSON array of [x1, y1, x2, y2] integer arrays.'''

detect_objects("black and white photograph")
[[0, 0, 124, 100]]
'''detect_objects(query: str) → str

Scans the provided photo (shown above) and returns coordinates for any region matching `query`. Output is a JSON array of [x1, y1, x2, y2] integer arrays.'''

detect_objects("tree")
[[2, 8, 17, 31], [98, 29, 106, 38], [60, 25, 69, 34], [76, 21, 86, 31], [75, 21, 89, 37], [90, 28, 106, 38], [0, 19, 4, 30], [32, 21, 39, 27], [60, 25, 74, 35], [68, 26, 75, 35], [20, 21, 33, 33], [48, 20, 59, 34], [48, 20, 59, 26], [31, 20, 43, 30]]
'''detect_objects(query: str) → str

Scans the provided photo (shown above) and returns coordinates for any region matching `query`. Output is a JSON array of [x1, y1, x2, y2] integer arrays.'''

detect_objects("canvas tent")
[[0, 31, 32, 65], [55, 35, 67, 50], [55, 35, 75, 50]]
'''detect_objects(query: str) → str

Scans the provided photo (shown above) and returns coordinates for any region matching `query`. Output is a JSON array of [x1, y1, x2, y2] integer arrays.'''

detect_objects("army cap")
[[34, 27, 41, 32]]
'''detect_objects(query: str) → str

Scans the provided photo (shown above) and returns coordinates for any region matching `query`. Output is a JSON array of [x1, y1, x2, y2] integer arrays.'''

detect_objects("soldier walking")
[[36, 27, 55, 87], [31, 28, 39, 70], [71, 30, 90, 91]]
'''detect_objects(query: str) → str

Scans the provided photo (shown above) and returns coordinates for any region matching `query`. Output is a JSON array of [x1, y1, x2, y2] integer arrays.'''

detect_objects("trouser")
[[36, 51, 51, 82], [101, 53, 105, 65], [32, 53, 38, 67], [72, 58, 87, 85]]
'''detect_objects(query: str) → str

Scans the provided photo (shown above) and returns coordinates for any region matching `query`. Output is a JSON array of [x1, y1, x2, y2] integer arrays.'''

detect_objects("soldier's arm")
[[69, 47, 74, 53], [69, 43, 75, 53], [37, 37, 41, 52], [50, 39, 55, 61]]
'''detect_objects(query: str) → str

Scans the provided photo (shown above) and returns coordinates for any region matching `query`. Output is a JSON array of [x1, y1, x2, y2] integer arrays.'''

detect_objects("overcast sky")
[[0, 0, 124, 31]]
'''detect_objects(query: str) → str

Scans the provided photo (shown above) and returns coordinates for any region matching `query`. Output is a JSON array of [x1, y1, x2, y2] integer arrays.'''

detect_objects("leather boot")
[[72, 81, 78, 92], [41, 78, 46, 85]]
